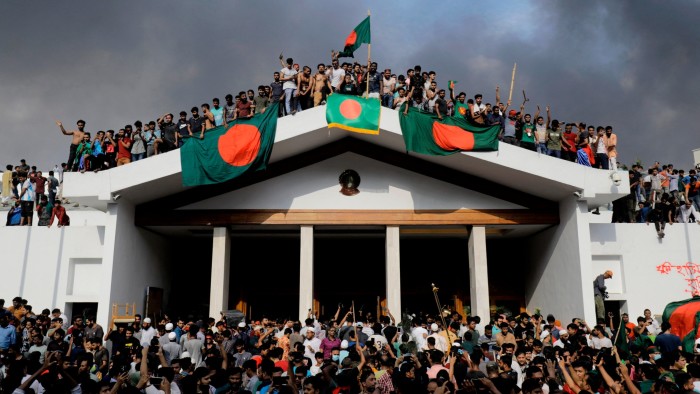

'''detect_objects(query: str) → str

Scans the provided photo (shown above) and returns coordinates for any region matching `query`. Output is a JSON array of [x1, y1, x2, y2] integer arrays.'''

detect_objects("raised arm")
[[557, 358, 581, 394], [333, 306, 341, 323], [546, 106, 551, 129], [136, 346, 151, 390], [18, 352, 56, 392], [56, 120, 72, 136], [386, 308, 396, 326], [495, 85, 501, 107], [618, 362, 641, 394], [338, 311, 351, 327]]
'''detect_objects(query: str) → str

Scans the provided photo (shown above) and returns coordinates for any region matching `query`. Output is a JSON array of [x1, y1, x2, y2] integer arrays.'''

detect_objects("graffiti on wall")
[[657, 262, 700, 296]]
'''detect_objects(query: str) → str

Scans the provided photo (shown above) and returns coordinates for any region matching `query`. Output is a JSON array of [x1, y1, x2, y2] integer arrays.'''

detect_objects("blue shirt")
[[0, 324, 16, 350]]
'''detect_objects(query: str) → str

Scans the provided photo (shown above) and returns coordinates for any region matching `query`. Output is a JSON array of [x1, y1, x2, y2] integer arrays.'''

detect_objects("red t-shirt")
[[34, 177, 46, 194], [236, 101, 252, 118], [274, 360, 289, 373], [117, 138, 132, 160], [562, 132, 577, 152]]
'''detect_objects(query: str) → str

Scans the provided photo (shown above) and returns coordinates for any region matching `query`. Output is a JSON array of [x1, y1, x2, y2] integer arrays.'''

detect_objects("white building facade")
[[1, 107, 698, 328]]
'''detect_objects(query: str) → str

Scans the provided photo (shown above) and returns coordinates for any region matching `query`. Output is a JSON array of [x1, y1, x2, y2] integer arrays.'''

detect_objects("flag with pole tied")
[[180, 103, 279, 186], [399, 104, 500, 156], [337, 16, 371, 58]]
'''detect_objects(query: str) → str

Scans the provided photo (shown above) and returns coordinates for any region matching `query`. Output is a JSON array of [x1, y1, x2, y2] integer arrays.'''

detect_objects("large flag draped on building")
[[180, 102, 279, 186], [399, 104, 500, 156], [337, 16, 371, 58], [326, 94, 381, 135], [662, 296, 700, 352]]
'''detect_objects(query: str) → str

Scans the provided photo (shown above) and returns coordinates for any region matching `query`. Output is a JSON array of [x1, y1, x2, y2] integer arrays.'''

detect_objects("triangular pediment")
[[135, 138, 559, 227], [180, 152, 525, 211]]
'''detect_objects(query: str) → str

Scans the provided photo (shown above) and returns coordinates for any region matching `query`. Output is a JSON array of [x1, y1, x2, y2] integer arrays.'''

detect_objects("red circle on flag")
[[217, 124, 261, 167], [339, 99, 362, 120], [432, 122, 475, 151], [458, 106, 467, 116], [345, 31, 358, 47]]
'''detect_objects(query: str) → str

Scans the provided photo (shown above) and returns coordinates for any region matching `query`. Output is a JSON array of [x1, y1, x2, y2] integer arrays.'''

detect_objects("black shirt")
[[160, 122, 178, 144], [177, 120, 190, 137], [189, 116, 205, 135]]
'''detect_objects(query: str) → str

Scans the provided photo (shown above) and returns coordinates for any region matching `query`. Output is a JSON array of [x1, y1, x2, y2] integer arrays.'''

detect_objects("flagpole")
[[365, 9, 371, 97], [508, 63, 517, 103]]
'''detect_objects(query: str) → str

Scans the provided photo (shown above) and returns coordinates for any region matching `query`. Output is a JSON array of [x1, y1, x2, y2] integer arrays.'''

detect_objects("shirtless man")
[[311, 63, 332, 107], [56, 120, 87, 172], [296, 66, 313, 111], [199, 103, 216, 139]]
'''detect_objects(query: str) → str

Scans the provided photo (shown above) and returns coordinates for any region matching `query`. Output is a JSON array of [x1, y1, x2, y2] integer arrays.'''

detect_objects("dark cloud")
[[1, 1, 698, 171]]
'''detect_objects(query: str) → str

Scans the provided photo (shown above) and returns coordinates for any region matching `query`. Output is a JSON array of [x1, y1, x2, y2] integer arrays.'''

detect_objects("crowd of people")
[[1, 160, 69, 227], [610, 163, 699, 236], [49, 53, 628, 174], [2, 53, 700, 229], [0, 295, 695, 394]]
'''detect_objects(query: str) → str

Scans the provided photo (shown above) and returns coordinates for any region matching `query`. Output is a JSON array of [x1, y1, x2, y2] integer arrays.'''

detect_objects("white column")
[[386, 226, 402, 318], [299, 225, 314, 321], [209, 227, 230, 318], [468, 226, 489, 331]]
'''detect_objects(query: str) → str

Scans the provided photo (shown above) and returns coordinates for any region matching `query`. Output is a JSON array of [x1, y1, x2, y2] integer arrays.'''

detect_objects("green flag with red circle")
[[326, 94, 381, 135], [337, 16, 371, 58], [662, 296, 700, 353], [399, 104, 500, 156], [180, 102, 279, 186]]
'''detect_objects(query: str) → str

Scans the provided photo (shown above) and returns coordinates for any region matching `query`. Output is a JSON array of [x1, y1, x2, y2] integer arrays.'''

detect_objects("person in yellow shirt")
[[1, 165, 13, 202], [605, 126, 618, 170]]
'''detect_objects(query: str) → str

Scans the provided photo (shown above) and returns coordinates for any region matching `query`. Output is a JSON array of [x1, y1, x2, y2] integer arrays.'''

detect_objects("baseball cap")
[[165, 323, 174, 331]]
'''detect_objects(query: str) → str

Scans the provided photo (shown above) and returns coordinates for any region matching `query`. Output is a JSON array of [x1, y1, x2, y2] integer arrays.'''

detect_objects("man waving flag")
[[337, 16, 371, 58]]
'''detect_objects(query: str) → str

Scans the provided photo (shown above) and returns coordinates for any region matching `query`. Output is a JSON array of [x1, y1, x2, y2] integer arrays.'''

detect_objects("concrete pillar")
[[299, 225, 314, 321], [386, 226, 402, 318], [468, 226, 490, 331], [209, 227, 230, 318]]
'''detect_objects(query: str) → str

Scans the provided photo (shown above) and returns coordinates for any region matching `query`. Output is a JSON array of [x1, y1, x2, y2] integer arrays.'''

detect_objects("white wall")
[[0, 225, 104, 315], [590, 222, 700, 318], [181, 153, 525, 210], [105, 200, 171, 324], [525, 197, 596, 323]]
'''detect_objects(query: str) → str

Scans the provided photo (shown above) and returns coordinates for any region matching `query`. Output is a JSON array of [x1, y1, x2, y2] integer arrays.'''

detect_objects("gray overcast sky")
[[1, 0, 699, 171]]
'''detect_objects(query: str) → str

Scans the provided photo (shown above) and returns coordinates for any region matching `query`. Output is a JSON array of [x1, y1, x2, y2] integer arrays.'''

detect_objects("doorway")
[[314, 229, 386, 322]]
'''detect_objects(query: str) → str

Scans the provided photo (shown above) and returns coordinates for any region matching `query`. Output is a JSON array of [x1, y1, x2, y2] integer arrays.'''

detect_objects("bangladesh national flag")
[[399, 104, 500, 156], [180, 102, 279, 186], [454, 101, 469, 117], [662, 296, 700, 353], [326, 94, 381, 135], [614, 317, 629, 357], [337, 16, 371, 58]]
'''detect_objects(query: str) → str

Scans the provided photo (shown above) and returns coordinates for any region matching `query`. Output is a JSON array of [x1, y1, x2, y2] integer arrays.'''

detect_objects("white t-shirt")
[[412, 326, 429, 350], [328, 67, 345, 89], [21, 179, 35, 202], [303, 337, 321, 360], [591, 336, 613, 349], [281, 67, 298, 90]]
